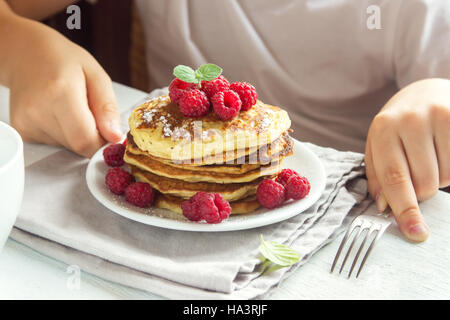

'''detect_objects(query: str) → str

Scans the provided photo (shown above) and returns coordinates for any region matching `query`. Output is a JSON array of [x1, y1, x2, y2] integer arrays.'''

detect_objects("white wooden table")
[[0, 83, 449, 300]]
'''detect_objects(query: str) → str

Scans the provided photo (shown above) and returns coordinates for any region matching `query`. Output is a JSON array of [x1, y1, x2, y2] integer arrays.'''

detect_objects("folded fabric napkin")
[[9, 91, 372, 299]]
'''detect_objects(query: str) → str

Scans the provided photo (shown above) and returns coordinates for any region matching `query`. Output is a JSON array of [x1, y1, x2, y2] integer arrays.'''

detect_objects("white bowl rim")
[[0, 121, 23, 174]]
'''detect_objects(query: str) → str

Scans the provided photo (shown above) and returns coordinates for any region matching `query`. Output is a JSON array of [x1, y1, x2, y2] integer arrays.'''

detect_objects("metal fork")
[[330, 211, 392, 278]]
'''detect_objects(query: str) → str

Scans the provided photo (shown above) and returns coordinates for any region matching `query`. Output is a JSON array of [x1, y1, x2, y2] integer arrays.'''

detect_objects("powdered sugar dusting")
[[142, 108, 157, 123], [260, 117, 271, 131], [142, 107, 175, 138], [139, 96, 197, 139]]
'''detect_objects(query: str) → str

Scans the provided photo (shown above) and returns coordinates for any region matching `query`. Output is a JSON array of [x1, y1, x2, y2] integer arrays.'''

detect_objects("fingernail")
[[110, 122, 124, 140], [375, 193, 388, 213], [408, 223, 429, 242]]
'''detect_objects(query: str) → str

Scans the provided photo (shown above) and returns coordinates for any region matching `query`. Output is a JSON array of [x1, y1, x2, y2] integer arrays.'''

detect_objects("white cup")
[[0, 121, 24, 253]]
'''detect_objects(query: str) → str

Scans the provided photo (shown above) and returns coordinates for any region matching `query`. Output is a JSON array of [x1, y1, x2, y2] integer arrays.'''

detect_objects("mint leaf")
[[195, 63, 223, 82], [173, 65, 197, 83], [259, 235, 300, 267], [173, 63, 223, 89]]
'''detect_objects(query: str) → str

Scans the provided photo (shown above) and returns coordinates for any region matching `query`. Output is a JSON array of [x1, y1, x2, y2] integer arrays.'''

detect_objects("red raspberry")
[[103, 143, 125, 167], [285, 175, 311, 200], [211, 90, 242, 121], [230, 82, 258, 111], [275, 169, 300, 187], [201, 75, 230, 99], [122, 139, 127, 146], [105, 167, 134, 195], [180, 197, 202, 222], [256, 179, 286, 209], [169, 78, 197, 104], [125, 182, 155, 208], [179, 89, 210, 118], [181, 192, 231, 224]]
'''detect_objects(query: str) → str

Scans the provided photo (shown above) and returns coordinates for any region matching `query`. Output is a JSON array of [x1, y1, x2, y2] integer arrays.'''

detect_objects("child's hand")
[[365, 78, 450, 242], [5, 16, 123, 157]]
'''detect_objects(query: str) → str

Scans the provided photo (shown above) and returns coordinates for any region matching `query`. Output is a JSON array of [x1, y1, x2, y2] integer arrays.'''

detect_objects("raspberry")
[[125, 182, 155, 208], [103, 143, 125, 167], [285, 175, 311, 200], [105, 167, 134, 195], [275, 169, 300, 187], [230, 82, 258, 111], [201, 75, 230, 99], [181, 198, 202, 222], [181, 192, 231, 224], [211, 90, 242, 121], [178, 89, 210, 118], [256, 179, 286, 209], [169, 78, 197, 104]]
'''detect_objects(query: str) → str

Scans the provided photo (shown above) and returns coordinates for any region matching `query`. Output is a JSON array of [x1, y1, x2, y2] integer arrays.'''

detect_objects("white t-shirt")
[[135, 0, 450, 153]]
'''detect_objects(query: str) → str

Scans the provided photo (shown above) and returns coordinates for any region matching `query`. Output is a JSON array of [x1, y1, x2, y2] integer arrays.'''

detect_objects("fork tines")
[[330, 214, 390, 278]]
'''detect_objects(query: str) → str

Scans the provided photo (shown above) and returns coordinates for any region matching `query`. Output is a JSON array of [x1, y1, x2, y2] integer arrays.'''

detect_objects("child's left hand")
[[365, 78, 450, 242]]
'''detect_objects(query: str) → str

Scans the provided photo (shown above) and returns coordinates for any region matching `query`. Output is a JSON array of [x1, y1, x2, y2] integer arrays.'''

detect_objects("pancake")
[[124, 150, 283, 183], [126, 131, 260, 173], [128, 95, 291, 162], [130, 165, 268, 201], [155, 194, 260, 215], [125, 131, 293, 173]]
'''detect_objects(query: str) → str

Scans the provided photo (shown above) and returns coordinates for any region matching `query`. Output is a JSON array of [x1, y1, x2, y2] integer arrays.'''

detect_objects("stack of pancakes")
[[124, 95, 293, 214]]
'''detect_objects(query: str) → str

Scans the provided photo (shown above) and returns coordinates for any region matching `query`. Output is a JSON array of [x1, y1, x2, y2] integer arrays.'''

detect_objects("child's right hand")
[[2, 14, 123, 157]]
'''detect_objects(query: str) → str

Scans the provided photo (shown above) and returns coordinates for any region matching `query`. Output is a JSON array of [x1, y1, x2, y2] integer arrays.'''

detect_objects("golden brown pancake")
[[128, 95, 291, 162], [130, 165, 270, 201], [125, 131, 293, 173], [124, 151, 283, 183]]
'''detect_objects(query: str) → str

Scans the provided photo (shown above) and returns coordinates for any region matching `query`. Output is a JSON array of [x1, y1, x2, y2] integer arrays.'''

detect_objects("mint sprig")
[[173, 63, 223, 88], [259, 235, 300, 267]]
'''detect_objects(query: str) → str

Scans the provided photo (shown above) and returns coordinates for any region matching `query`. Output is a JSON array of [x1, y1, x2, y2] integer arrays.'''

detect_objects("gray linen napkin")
[[9, 90, 372, 299]]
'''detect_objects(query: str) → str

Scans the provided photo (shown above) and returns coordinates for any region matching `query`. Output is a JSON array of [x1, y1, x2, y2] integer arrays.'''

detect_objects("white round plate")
[[86, 139, 326, 232]]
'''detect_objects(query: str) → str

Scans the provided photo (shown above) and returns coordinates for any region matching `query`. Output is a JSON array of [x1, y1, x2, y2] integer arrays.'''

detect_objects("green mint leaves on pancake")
[[173, 63, 223, 88], [259, 235, 300, 267], [195, 64, 223, 81], [173, 65, 197, 83]]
